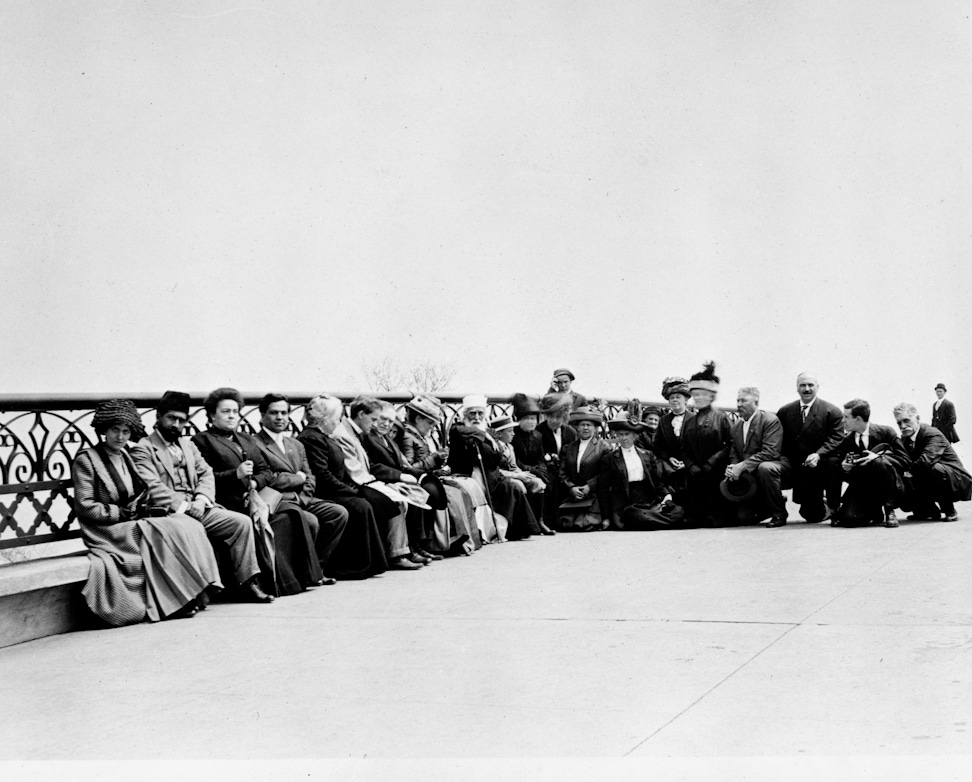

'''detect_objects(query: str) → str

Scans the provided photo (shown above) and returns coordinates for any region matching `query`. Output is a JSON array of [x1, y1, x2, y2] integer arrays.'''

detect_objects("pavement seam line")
[[622, 622, 802, 756], [622, 527, 940, 756]]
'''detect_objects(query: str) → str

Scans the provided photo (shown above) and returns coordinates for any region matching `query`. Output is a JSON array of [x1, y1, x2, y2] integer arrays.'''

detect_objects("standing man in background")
[[931, 383, 959, 444]]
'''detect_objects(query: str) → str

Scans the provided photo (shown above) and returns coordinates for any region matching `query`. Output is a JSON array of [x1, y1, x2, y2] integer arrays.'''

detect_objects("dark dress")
[[297, 426, 389, 579], [193, 428, 322, 595], [679, 406, 732, 524]]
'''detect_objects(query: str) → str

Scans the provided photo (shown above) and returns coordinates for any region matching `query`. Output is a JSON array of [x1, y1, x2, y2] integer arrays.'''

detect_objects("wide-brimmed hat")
[[419, 473, 448, 510], [661, 376, 690, 400], [569, 406, 603, 425], [405, 396, 442, 422], [488, 415, 517, 431], [157, 390, 191, 416], [688, 361, 720, 394], [461, 394, 488, 412], [539, 393, 572, 416], [91, 399, 147, 442], [510, 392, 541, 419], [935, 383, 947, 392], [607, 412, 642, 432], [552, 367, 575, 381], [719, 472, 758, 503]]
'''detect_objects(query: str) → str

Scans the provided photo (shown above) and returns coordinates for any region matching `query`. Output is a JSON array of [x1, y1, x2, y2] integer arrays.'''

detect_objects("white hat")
[[461, 394, 488, 412]]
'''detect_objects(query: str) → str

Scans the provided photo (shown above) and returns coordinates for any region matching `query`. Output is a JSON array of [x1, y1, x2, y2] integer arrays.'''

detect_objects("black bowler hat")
[[420, 473, 448, 511], [935, 383, 947, 392], [719, 472, 758, 503], [157, 390, 191, 416]]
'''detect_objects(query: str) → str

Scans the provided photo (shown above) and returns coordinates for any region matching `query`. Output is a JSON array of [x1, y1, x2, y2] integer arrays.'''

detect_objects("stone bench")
[[0, 554, 90, 648]]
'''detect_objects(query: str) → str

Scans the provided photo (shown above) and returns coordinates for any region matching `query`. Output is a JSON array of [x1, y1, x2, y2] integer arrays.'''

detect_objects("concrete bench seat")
[[0, 554, 90, 649]]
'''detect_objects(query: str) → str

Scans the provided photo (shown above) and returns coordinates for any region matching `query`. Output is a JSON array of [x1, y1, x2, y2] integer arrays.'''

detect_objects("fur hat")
[[157, 390, 190, 416], [661, 376, 690, 400], [688, 361, 720, 394]]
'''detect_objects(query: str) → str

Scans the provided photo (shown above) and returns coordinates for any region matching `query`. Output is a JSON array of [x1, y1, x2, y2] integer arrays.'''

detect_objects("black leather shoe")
[[884, 509, 900, 527], [312, 576, 338, 586], [766, 516, 787, 528], [943, 513, 959, 522], [417, 548, 444, 561], [539, 523, 556, 536], [244, 581, 275, 603]]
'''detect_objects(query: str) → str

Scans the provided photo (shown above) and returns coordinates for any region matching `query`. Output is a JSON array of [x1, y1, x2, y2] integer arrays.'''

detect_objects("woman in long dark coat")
[[73, 399, 221, 626], [297, 394, 388, 579], [192, 388, 322, 596]]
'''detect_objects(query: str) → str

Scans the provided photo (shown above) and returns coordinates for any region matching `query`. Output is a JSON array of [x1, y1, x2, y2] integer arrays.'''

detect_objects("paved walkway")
[[5, 516, 972, 762]]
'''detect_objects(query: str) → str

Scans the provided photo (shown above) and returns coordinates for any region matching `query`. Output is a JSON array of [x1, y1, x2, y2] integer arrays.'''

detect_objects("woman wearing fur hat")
[[557, 407, 611, 531], [72, 399, 222, 626], [680, 362, 733, 526]]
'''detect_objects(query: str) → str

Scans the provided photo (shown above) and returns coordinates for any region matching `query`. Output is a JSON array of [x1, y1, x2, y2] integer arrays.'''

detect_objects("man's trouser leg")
[[199, 506, 260, 586]]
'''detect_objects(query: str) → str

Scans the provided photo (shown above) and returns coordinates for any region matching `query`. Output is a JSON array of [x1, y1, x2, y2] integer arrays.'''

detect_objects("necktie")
[[801, 405, 809, 421], [856, 434, 864, 452]]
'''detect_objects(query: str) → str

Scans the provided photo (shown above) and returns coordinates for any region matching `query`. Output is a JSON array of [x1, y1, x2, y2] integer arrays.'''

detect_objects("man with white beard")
[[447, 395, 543, 541]]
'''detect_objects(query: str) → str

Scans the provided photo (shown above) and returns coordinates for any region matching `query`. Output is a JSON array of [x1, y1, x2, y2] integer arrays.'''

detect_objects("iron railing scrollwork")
[[0, 392, 684, 550]]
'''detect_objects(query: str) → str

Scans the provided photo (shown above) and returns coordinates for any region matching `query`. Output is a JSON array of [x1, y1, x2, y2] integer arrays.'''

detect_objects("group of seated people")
[[70, 363, 970, 628]]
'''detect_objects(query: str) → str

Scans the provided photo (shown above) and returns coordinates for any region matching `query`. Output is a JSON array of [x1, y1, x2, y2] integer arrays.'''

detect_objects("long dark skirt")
[[323, 497, 389, 580], [257, 507, 323, 596]]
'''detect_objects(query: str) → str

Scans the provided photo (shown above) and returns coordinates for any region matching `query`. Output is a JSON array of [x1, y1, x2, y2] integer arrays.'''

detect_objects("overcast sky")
[[2, 1, 969, 425]]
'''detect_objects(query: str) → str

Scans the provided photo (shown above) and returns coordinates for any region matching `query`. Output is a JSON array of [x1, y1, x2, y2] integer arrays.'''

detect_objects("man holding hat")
[[830, 399, 908, 528], [931, 384, 959, 444], [723, 387, 786, 527], [680, 361, 732, 526], [557, 406, 610, 531], [548, 368, 587, 412], [131, 391, 272, 602]]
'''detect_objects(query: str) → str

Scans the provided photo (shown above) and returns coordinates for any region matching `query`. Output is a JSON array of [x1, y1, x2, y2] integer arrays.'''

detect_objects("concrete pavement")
[[4, 516, 972, 761]]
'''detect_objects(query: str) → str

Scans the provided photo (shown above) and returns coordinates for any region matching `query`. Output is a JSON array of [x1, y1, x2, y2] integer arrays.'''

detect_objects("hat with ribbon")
[[488, 415, 517, 431], [405, 395, 442, 422], [569, 406, 603, 425], [539, 393, 572, 416], [607, 411, 643, 432]]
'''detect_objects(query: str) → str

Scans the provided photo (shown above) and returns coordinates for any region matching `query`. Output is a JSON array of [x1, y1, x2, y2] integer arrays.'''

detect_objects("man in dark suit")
[[832, 399, 908, 528], [724, 387, 786, 527], [776, 372, 845, 523], [256, 393, 349, 580], [894, 402, 972, 522], [931, 383, 960, 443], [131, 390, 272, 603]]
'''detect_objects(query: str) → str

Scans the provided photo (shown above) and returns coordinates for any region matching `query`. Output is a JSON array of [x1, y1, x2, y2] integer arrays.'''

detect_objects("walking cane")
[[474, 441, 502, 543]]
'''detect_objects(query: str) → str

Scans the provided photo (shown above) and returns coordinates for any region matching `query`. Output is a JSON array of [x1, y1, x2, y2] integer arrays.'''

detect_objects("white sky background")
[[1, 1, 969, 426]]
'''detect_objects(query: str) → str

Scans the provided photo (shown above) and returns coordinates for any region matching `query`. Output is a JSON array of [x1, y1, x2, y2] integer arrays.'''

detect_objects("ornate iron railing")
[[0, 392, 668, 551]]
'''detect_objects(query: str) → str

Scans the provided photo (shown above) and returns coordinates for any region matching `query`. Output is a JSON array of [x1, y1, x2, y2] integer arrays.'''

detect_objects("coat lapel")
[[149, 431, 179, 485]]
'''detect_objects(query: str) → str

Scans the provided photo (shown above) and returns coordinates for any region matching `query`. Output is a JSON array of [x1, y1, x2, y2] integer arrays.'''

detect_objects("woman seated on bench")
[[72, 399, 222, 626]]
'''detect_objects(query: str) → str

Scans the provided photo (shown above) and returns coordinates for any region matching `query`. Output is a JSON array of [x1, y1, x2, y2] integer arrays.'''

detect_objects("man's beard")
[[157, 425, 181, 443]]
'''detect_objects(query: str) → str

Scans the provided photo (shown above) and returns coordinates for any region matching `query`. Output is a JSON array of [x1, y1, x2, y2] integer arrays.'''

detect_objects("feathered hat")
[[509, 392, 541, 419], [688, 361, 720, 393]]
